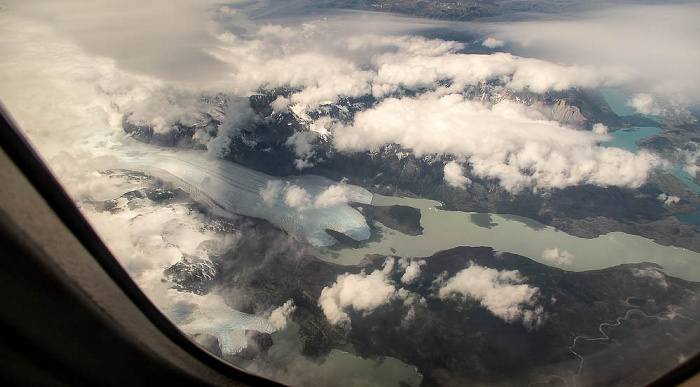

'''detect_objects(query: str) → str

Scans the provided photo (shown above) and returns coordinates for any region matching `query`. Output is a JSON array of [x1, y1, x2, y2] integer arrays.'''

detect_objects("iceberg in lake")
[[125, 148, 372, 246]]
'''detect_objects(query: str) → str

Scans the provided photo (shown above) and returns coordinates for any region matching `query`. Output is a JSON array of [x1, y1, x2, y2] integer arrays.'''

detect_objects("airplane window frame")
[[0, 104, 285, 387]]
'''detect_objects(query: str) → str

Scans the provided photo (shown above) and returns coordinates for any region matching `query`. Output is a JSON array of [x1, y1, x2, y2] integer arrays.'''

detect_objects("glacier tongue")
[[173, 292, 276, 355], [127, 148, 372, 247]]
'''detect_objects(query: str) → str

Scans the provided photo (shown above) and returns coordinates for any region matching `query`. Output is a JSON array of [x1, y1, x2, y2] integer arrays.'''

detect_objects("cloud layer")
[[4, 0, 229, 81], [485, 4, 700, 103], [3, 0, 676, 193], [333, 93, 656, 191]]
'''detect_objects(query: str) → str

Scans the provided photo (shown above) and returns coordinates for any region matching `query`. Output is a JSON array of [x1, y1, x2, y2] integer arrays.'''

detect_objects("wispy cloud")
[[3, 0, 232, 80], [482, 37, 504, 49], [485, 4, 700, 103], [2, 1, 674, 193]]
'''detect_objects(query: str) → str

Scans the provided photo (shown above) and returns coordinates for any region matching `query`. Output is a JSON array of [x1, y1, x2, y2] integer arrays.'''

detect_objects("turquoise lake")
[[600, 89, 700, 223], [601, 126, 660, 153], [601, 88, 640, 117], [676, 204, 700, 226], [600, 89, 662, 153]]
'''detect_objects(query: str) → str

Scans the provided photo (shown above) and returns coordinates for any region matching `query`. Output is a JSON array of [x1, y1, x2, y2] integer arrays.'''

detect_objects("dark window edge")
[[0, 104, 285, 387]]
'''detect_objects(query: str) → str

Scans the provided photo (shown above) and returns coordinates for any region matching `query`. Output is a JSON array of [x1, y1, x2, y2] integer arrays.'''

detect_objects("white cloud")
[[592, 123, 608, 135], [260, 181, 283, 207], [271, 96, 291, 114], [347, 34, 465, 58], [268, 300, 296, 330], [666, 196, 681, 205], [284, 184, 313, 210], [319, 259, 404, 325], [371, 51, 619, 98], [333, 92, 657, 191], [293, 158, 315, 170], [627, 93, 663, 116], [286, 131, 318, 170], [684, 164, 700, 179], [482, 38, 504, 49], [1, 1, 668, 196], [657, 193, 680, 205], [443, 161, 471, 188], [208, 26, 376, 108], [678, 150, 700, 178], [206, 97, 255, 158], [309, 116, 333, 137], [437, 262, 545, 328], [541, 247, 574, 266], [284, 116, 333, 169], [398, 258, 426, 285], [314, 184, 349, 208]]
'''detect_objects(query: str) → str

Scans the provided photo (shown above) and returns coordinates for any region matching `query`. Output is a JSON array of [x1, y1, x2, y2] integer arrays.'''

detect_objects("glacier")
[[163, 291, 276, 355], [123, 147, 372, 247]]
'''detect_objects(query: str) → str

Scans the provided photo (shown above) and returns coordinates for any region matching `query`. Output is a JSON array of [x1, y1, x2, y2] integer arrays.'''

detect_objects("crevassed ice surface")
[[171, 293, 276, 355], [125, 148, 372, 247]]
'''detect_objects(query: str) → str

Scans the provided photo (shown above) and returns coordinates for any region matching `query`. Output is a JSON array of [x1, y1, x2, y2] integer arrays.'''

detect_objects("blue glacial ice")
[[125, 148, 372, 247], [168, 291, 276, 355]]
